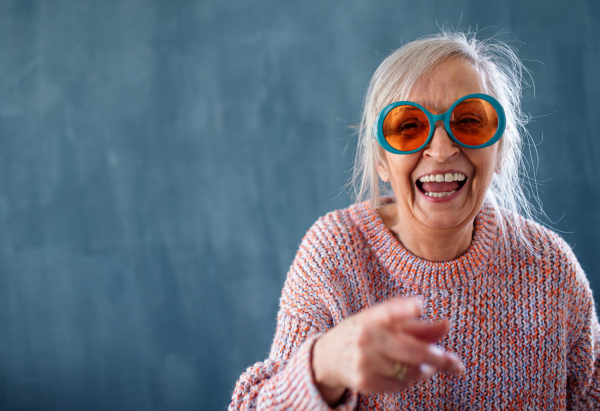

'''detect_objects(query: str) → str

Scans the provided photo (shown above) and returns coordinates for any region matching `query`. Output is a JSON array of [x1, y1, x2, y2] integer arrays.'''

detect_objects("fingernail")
[[429, 345, 444, 358], [448, 353, 465, 374], [420, 363, 436, 378], [452, 361, 464, 374]]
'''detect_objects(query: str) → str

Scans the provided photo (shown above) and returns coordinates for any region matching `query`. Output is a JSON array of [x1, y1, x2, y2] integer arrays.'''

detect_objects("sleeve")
[[565, 265, 600, 409], [228, 218, 359, 410]]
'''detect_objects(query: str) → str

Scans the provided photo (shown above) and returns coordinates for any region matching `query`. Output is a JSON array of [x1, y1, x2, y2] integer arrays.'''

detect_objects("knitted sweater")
[[229, 201, 600, 410]]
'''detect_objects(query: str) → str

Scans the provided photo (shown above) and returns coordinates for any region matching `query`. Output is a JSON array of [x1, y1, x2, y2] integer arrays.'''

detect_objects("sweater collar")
[[354, 199, 498, 289]]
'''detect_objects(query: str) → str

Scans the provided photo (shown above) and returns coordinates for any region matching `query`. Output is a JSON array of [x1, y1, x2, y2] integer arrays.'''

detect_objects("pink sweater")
[[229, 201, 600, 410]]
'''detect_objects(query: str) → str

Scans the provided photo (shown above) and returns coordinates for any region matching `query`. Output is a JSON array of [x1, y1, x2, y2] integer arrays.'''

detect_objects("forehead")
[[408, 58, 485, 114]]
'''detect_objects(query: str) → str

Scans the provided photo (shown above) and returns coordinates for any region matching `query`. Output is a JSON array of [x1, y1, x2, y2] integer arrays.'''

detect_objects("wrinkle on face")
[[376, 58, 500, 261]]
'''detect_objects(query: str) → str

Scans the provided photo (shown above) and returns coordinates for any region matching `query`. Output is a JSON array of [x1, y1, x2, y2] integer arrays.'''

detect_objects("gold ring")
[[392, 362, 408, 381]]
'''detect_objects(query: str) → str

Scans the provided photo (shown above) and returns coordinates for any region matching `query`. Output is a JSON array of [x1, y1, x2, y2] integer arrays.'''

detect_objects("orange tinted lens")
[[382, 105, 430, 152], [449, 98, 499, 146]]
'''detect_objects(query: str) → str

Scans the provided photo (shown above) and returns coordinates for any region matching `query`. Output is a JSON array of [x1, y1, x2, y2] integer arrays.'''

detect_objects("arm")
[[229, 220, 359, 410], [566, 286, 600, 409], [229, 295, 459, 410], [562, 252, 600, 409], [229, 215, 463, 410], [229, 315, 357, 410]]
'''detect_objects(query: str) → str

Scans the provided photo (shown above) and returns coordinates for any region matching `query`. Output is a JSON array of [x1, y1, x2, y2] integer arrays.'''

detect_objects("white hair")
[[352, 29, 540, 245]]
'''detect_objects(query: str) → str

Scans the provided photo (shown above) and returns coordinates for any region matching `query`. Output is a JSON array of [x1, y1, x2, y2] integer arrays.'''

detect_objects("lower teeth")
[[425, 190, 457, 198]]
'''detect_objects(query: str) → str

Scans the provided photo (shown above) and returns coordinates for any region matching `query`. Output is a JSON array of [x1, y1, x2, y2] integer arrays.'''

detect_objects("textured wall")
[[0, 0, 598, 409]]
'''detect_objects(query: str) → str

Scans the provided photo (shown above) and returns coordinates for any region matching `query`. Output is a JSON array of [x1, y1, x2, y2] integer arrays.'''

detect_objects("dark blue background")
[[0, 1, 598, 409]]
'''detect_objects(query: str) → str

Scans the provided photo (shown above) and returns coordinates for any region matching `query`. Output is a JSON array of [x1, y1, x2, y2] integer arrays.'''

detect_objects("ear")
[[494, 162, 501, 174], [494, 141, 503, 174], [376, 158, 390, 182], [494, 148, 502, 174]]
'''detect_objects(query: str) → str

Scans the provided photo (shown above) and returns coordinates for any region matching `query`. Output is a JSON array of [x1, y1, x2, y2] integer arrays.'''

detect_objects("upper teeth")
[[419, 173, 466, 183]]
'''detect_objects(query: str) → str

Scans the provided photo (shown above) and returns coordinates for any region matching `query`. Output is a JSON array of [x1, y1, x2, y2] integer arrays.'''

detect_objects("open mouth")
[[416, 173, 467, 198]]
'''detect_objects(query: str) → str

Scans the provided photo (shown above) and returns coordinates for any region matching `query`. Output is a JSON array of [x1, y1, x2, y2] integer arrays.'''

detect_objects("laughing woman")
[[229, 31, 600, 410]]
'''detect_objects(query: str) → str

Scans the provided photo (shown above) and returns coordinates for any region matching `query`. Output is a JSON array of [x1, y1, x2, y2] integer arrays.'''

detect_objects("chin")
[[424, 218, 464, 231], [416, 209, 472, 231]]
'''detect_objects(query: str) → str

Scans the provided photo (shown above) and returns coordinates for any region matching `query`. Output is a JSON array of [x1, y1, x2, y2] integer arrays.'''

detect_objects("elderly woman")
[[229, 31, 600, 410]]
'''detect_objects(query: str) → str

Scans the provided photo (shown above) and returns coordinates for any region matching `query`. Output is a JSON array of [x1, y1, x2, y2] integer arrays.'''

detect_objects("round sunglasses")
[[373, 93, 506, 154]]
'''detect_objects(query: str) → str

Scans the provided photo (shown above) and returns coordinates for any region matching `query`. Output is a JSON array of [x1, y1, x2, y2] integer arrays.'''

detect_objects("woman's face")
[[377, 58, 500, 232]]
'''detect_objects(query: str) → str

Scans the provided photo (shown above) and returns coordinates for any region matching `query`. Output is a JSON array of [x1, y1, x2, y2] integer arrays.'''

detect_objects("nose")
[[423, 121, 460, 161]]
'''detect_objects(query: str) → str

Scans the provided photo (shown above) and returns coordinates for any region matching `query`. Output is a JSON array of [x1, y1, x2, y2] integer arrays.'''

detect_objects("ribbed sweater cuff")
[[258, 333, 358, 410]]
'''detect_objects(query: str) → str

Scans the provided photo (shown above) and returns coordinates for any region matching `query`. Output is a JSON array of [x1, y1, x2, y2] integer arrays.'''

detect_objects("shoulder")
[[289, 200, 380, 282], [311, 200, 375, 234], [495, 206, 589, 294], [494, 207, 595, 341], [499, 208, 578, 264], [297, 201, 377, 257], [280, 202, 376, 322]]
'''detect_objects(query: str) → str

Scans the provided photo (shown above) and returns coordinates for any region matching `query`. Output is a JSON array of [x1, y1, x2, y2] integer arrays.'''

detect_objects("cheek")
[[386, 155, 419, 189], [473, 149, 499, 186]]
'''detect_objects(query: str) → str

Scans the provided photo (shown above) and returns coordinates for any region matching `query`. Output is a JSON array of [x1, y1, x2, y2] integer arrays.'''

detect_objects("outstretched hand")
[[311, 298, 464, 405]]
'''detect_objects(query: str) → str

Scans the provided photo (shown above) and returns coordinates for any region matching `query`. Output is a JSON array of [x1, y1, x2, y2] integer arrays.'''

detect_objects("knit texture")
[[229, 201, 600, 410]]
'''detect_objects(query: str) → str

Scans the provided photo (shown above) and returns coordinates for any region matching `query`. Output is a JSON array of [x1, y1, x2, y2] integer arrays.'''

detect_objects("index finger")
[[400, 319, 450, 343], [366, 297, 422, 327]]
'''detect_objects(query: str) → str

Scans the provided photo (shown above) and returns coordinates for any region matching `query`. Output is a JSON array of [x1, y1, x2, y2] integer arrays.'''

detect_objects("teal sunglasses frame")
[[373, 93, 506, 154]]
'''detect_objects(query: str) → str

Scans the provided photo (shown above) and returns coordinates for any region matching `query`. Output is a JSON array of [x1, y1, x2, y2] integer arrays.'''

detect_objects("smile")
[[416, 173, 467, 198]]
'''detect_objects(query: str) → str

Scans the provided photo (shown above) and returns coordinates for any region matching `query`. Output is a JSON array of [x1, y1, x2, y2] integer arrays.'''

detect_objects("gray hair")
[[352, 29, 539, 243]]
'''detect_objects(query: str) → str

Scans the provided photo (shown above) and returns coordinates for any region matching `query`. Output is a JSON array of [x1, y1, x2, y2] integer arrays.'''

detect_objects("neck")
[[379, 204, 475, 262]]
